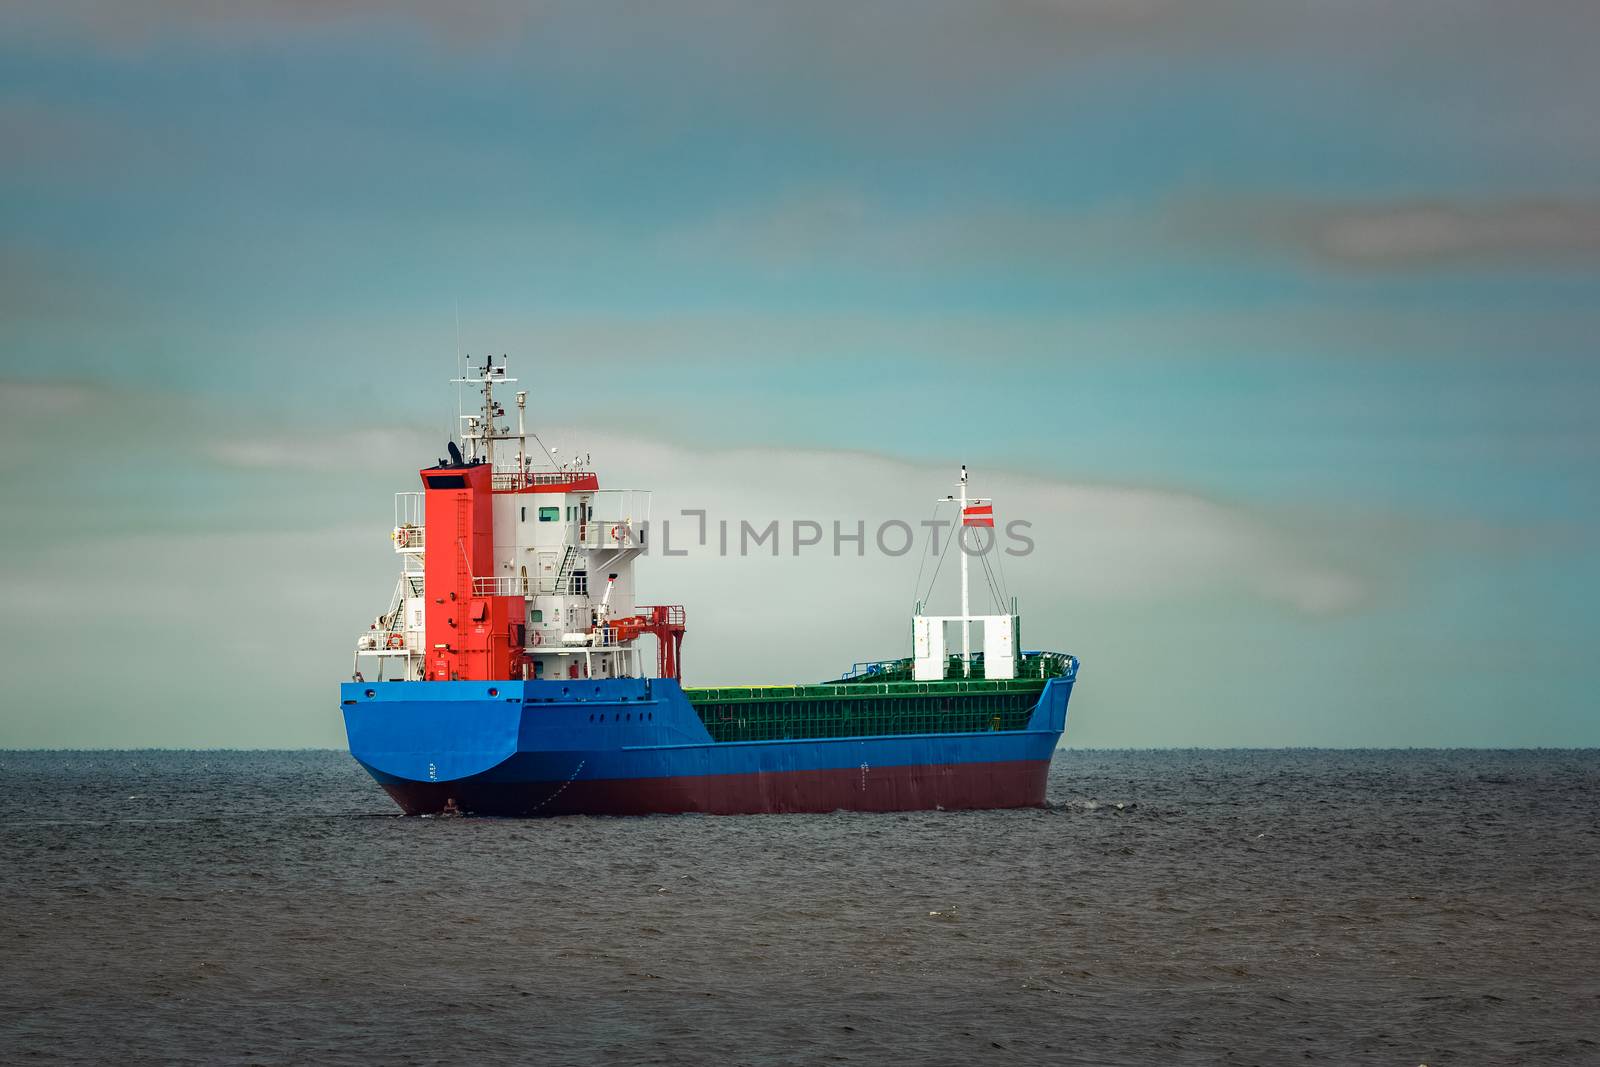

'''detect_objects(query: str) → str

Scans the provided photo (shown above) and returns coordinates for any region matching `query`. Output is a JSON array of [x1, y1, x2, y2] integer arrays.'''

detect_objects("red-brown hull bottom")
[[381, 759, 1051, 817]]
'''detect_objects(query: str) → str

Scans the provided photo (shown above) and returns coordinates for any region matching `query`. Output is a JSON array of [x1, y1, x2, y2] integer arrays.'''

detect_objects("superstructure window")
[[572, 570, 588, 596], [538, 506, 560, 522]]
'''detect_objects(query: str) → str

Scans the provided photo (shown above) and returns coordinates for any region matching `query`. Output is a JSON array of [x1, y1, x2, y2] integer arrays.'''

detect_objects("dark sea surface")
[[1, 750, 1596, 1066]]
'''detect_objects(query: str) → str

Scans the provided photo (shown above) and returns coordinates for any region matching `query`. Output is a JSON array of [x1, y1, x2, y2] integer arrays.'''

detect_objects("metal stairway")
[[552, 545, 580, 595]]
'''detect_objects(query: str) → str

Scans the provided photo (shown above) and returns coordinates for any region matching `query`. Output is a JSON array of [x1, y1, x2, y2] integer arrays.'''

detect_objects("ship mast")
[[915, 466, 1008, 682], [452, 355, 519, 469], [958, 464, 971, 678], [516, 390, 527, 479], [944, 464, 991, 679]]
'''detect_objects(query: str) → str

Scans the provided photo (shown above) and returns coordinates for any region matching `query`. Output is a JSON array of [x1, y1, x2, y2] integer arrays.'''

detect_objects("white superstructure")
[[354, 356, 681, 683]]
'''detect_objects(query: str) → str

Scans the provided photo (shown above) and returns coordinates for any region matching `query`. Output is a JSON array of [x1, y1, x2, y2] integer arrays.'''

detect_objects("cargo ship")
[[340, 359, 1079, 815]]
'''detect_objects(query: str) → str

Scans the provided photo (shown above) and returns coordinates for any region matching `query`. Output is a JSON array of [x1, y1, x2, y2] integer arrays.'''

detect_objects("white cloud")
[[1179, 198, 1600, 270], [1310, 201, 1600, 267], [195, 420, 1372, 622], [1, 419, 1374, 741], [209, 429, 425, 470]]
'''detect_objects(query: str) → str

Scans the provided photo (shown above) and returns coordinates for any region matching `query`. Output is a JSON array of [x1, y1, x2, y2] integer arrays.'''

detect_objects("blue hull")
[[339, 676, 1074, 816]]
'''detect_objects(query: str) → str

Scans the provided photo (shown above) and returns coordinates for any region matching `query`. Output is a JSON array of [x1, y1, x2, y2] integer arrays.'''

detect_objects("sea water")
[[2, 749, 1595, 1064]]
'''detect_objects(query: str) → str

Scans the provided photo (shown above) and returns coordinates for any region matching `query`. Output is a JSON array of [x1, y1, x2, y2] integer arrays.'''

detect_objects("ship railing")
[[649, 604, 686, 627], [952, 651, 1073, 680], [472, 575, 530, 597], [491, 469, 597, 491], [579, 624, 665, 650], [392, 492, 425, 554], [568, 519, 647, 550], [355, 629, 418, 655], [394, 491, 423, 525], [829, 650, 1073, 684], [835, 657, 915, 682], [586, 626, 640, 649], [1020, 651, 1074, 679]]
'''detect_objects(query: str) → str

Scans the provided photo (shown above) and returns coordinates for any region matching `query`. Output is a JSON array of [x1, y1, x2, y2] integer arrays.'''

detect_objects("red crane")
[[605, 605, 687, 679]]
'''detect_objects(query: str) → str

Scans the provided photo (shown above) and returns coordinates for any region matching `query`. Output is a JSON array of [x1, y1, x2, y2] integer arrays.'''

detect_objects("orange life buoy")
[[531, 629, 544, 647], [386, 633, 405, 650], [610, 524, 624, 541]]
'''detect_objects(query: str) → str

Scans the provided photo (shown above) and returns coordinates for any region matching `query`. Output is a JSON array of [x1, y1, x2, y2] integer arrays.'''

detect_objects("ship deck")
[[681, 653, 1075, 744]]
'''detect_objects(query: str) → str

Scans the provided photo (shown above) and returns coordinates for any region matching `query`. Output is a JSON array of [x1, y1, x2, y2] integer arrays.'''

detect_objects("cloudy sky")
[[2, 1, 1596, 747]]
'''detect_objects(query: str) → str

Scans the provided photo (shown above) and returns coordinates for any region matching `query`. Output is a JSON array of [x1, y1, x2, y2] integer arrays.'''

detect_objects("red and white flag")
[[962, 504, 994, 528]]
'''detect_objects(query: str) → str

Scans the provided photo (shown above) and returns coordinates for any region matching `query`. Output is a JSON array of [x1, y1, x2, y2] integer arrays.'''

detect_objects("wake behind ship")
[[340, 358, 1079, 816]]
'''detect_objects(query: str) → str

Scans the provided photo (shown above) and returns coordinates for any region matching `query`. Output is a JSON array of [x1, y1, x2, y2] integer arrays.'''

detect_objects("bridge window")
[[538, 506, 560, 522]]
